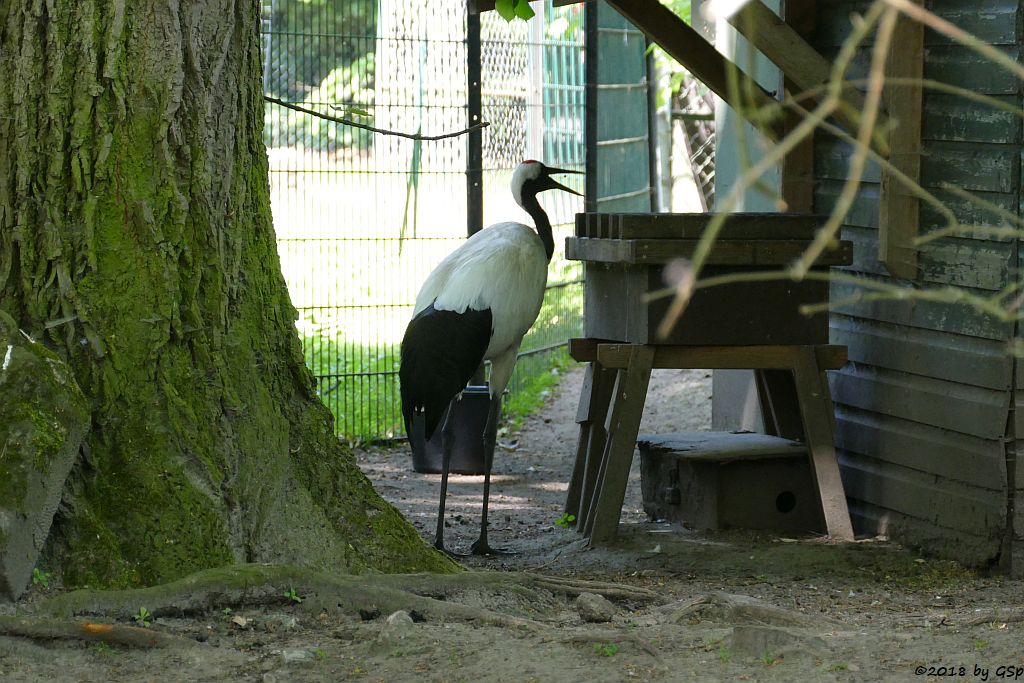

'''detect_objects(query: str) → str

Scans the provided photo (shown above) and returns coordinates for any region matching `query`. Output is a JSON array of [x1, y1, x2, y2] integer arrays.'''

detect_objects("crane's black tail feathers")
[[400, 303, 492, 440]]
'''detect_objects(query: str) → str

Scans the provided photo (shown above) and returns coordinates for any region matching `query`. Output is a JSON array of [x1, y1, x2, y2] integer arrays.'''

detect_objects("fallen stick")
[[0, 616, 191, 649]]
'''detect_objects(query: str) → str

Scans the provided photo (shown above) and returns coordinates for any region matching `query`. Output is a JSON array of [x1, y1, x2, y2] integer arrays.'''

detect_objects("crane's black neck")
[[520, 191, 554, 262]]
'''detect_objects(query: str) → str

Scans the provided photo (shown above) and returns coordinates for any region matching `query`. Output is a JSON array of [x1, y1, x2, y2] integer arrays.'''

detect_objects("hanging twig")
[[262, 96, 489, 141]]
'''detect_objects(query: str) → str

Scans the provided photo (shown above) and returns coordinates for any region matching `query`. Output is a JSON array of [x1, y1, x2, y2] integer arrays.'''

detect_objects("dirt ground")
[[4, 367, 1024, 682]]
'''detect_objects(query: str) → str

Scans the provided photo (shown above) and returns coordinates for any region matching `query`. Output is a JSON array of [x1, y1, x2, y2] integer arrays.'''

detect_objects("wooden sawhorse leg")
[[582, 345, 654, 544], [566, 360, 616, 527], [792, 347, 854, 540]]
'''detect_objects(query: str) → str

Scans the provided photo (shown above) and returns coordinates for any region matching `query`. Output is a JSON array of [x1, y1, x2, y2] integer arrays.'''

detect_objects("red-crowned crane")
[[400, 160, 581, 555]]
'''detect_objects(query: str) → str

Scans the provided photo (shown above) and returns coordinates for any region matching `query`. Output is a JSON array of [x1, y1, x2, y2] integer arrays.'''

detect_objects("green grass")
[[271, 154, 585, 442], [300, 283, 582, 441]]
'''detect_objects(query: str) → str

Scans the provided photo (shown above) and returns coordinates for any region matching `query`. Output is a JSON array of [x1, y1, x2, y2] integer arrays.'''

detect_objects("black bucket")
[[409, 385, 490, 475]]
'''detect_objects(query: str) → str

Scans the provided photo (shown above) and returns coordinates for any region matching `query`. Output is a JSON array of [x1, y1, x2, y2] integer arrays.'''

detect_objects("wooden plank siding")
[[835, 406, 1008, 491], [814, 0, 1019, 48], [810, 0, 1020, 568], [847, 499, 1005, 567], [839, 226, 1014, 290], [831, 317, 1013, 390]]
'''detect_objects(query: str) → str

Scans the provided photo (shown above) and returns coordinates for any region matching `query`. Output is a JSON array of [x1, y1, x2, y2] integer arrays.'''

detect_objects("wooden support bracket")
[[604, 0, 787, 141]]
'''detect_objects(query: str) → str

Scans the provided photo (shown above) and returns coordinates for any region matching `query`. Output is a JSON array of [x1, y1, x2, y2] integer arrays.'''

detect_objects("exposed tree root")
[[36, 564, 664, 637], [961, 608, 1024, 626], [658, 591, 833, 628], [0, 616, 191, 649], [555, 632, 666, 667]]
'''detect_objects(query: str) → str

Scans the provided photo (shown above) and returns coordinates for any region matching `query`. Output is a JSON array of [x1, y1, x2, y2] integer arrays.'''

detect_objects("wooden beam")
[[594, 344, 848, 371], [727, 0, 890, 157], [878, 1, 923, 279], [566, 236, 853, 266], [604, 0, 787, 142]]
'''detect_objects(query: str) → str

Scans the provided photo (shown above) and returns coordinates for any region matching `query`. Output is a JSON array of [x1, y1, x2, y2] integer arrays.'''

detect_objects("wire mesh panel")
[[674, 76, 715, 209], [262, 1, 585, 441]]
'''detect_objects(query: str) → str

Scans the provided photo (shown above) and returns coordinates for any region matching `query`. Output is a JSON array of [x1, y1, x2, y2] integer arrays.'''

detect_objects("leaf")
[[514, 0, 535, 20], [346, 106, 372, 118], [495, 0, 516, 21]]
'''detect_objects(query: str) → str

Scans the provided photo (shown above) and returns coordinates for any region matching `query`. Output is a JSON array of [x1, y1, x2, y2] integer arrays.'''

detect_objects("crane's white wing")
[[414, 222, 548, 362]]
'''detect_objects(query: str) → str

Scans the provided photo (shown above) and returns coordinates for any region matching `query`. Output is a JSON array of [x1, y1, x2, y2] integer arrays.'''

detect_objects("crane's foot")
[[433, 539, 469, 559], [469, 539, 515, 556]]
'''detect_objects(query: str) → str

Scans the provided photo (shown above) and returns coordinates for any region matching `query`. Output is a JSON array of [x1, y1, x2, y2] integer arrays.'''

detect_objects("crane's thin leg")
[[470, 393, 512, 555], [433, 400, 460, 556]]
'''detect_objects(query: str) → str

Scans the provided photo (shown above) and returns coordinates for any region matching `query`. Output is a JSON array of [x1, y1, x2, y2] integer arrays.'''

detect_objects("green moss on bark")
[[2, 0, 455, 588]]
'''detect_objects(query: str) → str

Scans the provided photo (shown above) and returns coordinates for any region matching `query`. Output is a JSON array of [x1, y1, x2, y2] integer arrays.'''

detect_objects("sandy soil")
[[4, 367, 1024, 682]]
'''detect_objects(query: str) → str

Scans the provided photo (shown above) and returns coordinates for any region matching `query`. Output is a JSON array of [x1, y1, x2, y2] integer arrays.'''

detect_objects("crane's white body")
[[400, 159, 579, 554], [413, 221, 548, 396]]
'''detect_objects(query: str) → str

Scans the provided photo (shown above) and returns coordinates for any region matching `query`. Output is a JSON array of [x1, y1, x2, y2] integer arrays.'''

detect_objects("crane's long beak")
[[544, 166, 583, 196]]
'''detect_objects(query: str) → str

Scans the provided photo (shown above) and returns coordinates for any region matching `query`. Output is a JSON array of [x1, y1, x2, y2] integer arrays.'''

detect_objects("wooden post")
[[878, 0, 923, 280], [779, 0, 816, 214]]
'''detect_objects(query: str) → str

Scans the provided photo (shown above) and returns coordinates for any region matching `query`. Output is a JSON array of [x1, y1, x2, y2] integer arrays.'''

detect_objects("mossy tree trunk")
[[0, 0, 453, 587]]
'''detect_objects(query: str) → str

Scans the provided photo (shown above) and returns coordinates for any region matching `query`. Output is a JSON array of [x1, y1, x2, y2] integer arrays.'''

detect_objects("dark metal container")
[[409, 385, 490, 475]]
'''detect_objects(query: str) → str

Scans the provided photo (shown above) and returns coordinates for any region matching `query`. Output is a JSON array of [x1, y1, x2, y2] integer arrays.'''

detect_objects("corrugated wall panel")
[[818, 181, 1021, 239], [923, 95, 1021, 144], [841, 226, 1014, 290], [813, 0, 1018, 568], [817, 138, 1019, 193]]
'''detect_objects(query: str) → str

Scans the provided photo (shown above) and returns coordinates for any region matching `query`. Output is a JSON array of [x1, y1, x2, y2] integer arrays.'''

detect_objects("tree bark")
[[0, 0, 454, 586]]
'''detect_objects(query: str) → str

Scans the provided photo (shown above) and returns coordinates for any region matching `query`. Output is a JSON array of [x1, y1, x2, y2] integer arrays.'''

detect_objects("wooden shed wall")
[[812, 0, 1019, 567]]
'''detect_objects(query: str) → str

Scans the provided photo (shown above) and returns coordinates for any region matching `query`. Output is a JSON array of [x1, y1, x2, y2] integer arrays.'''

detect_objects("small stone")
[[280, 649, 314, 663], [386, 610, 414, 626], [729, 625, 827, 660], [575, 592, 617, 623], [378, 610, 415, 640]]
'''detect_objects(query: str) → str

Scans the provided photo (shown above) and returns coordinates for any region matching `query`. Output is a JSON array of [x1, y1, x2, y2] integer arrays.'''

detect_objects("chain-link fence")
[[261, 1, 585, 441]]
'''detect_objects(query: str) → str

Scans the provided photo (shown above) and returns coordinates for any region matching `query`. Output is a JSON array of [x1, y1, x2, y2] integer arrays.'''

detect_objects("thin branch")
[[795, 101, 958, 231], [883, 0, 1024, 83], [654, 2, 885, 339], [790, 4, 898, 279], [650, 266, 1024, 325], [914, 183, 1024, 245], [263, 95, 490, 141]]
